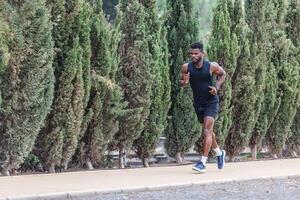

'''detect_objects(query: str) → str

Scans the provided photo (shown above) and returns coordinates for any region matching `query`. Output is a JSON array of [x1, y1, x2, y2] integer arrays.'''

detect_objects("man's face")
[[190, 48, 203, 63]]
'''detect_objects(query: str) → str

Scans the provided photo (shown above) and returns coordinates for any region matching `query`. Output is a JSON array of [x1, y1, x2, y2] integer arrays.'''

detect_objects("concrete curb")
[[3, 174, 300, 200]]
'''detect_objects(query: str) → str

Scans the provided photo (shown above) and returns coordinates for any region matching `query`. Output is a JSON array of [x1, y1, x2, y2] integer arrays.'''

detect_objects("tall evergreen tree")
[[248, 0, 282, 159], [285, 0, 300, 157], [265, 40, 299, 157], [206, 0, 239, 149], [132, 0, 171, 167], [225, 0, 258, 161], [74, 0, 124, 169], [243, 0, 270, 159], [35, 0, 91, 172], [164, 0, 201, 164], [265, 0, 300, 157], [111, 0, 152, 168], [0, 0, 54, 175]]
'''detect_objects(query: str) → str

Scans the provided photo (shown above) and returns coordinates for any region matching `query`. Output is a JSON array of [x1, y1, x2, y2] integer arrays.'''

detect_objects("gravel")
[[76, 176, 300, 200]]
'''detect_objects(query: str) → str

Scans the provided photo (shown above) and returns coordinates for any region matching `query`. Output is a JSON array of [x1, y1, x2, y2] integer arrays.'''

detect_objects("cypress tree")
[[265, 0, 300, 157], [0, 0, 54, 175], [74, 0, 124, 169], [248, 0, 282, 159], [285, 0, 300, 157], [132, 0, 171, 167], [265, 40, 299, 157], [111, 0, 152, 168], [249, 65, 280, 159], [206, 0, 239, 148], [35, 0, 91, 172], [225, 0, 258, 161], [243, 0, 270, 159], [164, 0, 201, 164]]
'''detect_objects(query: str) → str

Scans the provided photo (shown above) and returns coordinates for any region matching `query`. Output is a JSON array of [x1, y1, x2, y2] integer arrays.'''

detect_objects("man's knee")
[[203, 129, 212, 137]]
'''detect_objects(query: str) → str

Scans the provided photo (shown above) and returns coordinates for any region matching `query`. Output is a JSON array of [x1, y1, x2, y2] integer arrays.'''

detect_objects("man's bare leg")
[[203, 116, 217, 157], [193, 116, 225, 172]]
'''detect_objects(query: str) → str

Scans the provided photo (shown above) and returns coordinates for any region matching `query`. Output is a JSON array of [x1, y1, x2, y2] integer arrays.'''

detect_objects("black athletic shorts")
[[194, 101, 219, 123]]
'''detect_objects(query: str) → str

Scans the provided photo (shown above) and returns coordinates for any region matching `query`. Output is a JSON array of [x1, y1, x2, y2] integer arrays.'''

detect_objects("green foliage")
[[226, 0, 257, 160], [207, 0, 239, 149], [0, 0, 54, 175], [111, 0, 152, 167], [285, 0, 300, 156], [164, 0, 201, 161], [132, 0, 171, 166], [20, 154, 41, 172], [35, 0, 91, 171], [243, 0, 269, 159], [73, 0, 125, 169], [263, 0, 300, 157], [265, 35, 300, 156]]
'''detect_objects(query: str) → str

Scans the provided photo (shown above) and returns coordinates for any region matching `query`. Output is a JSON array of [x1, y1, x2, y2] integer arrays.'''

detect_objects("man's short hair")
[[190, 42, 204, 51]]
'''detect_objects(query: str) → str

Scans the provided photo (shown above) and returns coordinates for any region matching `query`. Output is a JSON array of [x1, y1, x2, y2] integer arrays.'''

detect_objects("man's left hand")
[[208, 86, 218, 96]]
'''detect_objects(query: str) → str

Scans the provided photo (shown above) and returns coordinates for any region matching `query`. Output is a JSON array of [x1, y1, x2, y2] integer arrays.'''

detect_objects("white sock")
[[201, 156, 208, 166], [214, 147, 222, 156]]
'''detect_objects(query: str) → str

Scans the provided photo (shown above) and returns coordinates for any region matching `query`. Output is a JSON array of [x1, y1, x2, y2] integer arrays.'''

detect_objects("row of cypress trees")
[[162, 0, 300, 162], [0, 0, 299, 176], [0, 0, 170, 175], [206, 0, 300, 161]]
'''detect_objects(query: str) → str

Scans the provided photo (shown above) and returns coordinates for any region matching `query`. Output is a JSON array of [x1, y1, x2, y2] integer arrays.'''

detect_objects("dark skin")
[[180, 48, 226, 157]]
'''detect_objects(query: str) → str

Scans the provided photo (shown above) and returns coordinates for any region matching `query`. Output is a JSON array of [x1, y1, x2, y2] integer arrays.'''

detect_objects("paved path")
[[0, 158, 299, 199]]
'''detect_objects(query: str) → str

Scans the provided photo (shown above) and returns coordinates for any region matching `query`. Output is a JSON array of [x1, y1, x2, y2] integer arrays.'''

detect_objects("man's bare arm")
[[179, 63, 189, 87], [210, 62, 226, 94]]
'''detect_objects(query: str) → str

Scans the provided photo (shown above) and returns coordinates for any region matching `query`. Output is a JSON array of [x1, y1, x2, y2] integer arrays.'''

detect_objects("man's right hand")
[[183, 72, 190, 83], [180, 64, 189, 87], [180, 72, 190, 87]]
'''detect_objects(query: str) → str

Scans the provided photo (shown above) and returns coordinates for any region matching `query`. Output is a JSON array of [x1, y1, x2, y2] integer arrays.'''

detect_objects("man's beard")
[[193, 57, 202, 64]]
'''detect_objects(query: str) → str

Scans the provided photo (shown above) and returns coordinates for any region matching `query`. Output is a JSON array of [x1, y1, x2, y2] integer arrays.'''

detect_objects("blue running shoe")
[[217, 149, 226, 169], [192, 161, 206, 173]]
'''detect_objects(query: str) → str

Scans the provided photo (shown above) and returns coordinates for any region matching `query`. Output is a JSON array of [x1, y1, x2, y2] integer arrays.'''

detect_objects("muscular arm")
[[179, 63, 189, 87], [210, 62, 226, 91]]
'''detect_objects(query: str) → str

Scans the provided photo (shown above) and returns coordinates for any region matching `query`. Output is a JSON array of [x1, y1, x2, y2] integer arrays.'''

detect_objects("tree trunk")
[[290, 151, 298, 158], [86, 160, 94, 170], [175, 152, 183, 164], [48, 164, 55, 173], [142, 157, 149, 168], [251, 144, 257, 160], [271, 153, 278, 159], [119, 146, 125, 169], [62, 161, 68, 171], [1, 168, 10, 176], [228, 155, 235, 162]]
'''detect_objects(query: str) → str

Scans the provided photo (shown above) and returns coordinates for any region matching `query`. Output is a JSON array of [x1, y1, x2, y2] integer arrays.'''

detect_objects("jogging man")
[[180, 42, 226, 173]]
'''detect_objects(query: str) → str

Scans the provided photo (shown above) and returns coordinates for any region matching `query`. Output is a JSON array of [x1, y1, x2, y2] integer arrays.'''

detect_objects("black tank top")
[[188, 60, 219, 107]]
